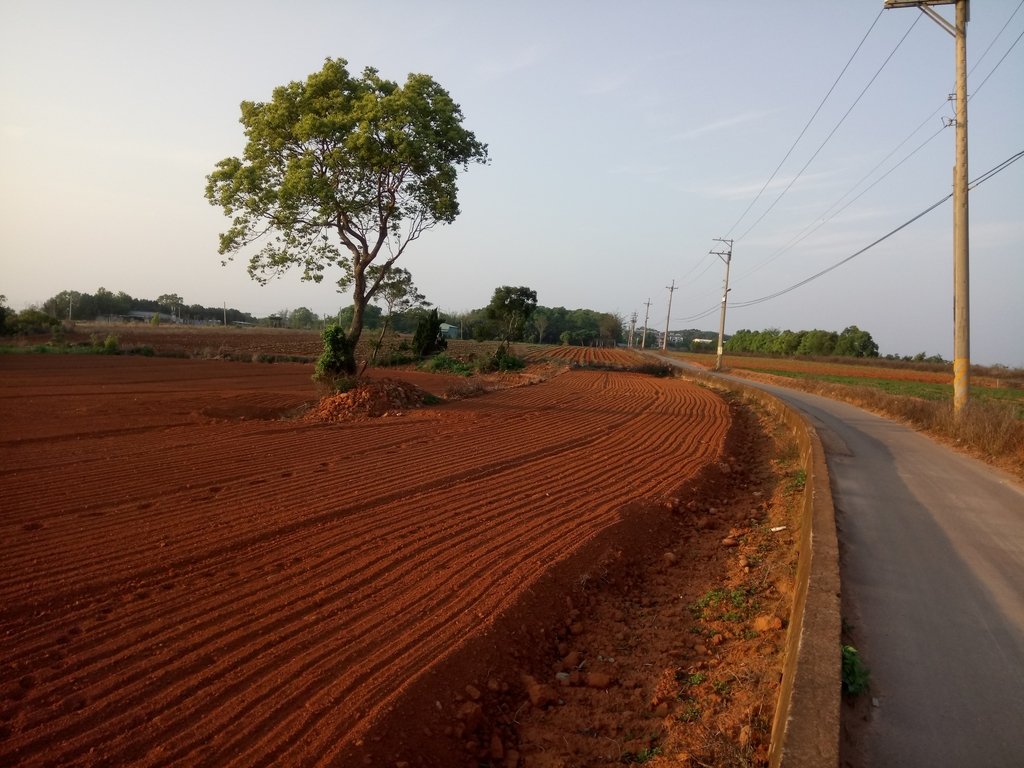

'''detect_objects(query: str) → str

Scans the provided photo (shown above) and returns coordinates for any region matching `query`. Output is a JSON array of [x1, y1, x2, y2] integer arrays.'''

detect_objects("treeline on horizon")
[[28, 288, 258, 325], [724, 326, 879, 358], [8, 287, 627, 347], [7, 289, 945, 363]]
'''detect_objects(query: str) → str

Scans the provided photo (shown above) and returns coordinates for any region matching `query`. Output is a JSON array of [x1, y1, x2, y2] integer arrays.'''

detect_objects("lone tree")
[[486, 285, 538, 344], [206, 58, 488, 374]]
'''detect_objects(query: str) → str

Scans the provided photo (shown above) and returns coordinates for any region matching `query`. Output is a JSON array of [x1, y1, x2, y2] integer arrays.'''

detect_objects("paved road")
[[660, 358, 1024, 766]]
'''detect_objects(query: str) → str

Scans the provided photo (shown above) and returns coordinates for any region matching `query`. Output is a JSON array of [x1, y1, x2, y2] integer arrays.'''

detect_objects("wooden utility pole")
[[711, 238, 733, 371], [662, 280, 677, 351], [884, 0, 970, 414]]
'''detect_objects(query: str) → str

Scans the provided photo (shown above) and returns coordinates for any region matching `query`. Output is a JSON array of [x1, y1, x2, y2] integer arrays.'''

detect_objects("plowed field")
[[0, 355, 731, 767]]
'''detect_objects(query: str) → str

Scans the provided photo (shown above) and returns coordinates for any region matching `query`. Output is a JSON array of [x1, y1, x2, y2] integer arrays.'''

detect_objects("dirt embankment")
[[0, 354, 796, 767]]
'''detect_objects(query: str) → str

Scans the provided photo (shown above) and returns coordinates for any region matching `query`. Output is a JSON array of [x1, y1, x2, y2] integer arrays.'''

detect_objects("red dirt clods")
[[305, 379, 430, 421]]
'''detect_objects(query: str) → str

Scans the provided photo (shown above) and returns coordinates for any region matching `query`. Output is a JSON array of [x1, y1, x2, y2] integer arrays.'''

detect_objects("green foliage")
[[622, 745, 661, 764], [206, 57, 487, 363], [841, 645, 871, 695], [677, 703, 702, 722], [314, 324, 356, 382], [690, 587, 751, 622], [7, 308, 60, 335], [486, 285, 538, 343], [725, 326, 879, 358], [288, 306, 317, 329], [786, 468, 807, 493], [102, 334, 120, 354], [675, 671, 706, 688], [422, 352, 473, 376], [412, 308, 447, 357], [486, 343, 526, 372]]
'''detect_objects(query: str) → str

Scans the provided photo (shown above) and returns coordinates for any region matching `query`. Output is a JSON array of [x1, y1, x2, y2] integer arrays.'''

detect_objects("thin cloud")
[[669, 110, 771, 142], [706, 170, 837, 201]]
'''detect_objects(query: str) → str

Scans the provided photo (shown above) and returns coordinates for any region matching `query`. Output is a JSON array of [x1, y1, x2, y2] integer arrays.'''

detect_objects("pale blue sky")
[[1, 1, 1022, 364]]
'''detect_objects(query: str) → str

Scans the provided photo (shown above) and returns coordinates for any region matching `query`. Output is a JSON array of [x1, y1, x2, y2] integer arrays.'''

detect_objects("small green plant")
[[841, 644, 870, 695], [422, 352, 473, 376], [683, 671, 706, 687], [712, 679, 732, 695], [690, 587, 750, 621], [623, 745, 661, 764], [786, 468, 807, 493], [678, 702, 702, 722], [102, 334, 119, 354]]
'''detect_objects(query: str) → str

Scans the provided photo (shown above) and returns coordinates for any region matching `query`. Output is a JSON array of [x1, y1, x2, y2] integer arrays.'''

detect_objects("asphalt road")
[[660, 357, 1024, 766]]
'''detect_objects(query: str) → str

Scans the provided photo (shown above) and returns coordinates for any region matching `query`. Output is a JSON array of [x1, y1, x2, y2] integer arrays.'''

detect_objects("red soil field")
[[0, 354, 730, 766]]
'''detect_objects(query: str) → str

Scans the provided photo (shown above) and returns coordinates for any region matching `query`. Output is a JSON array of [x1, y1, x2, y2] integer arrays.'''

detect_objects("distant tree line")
[[34, 288, 257, 326], [724, 326, 879, 358], [447, 302, 623, 346]]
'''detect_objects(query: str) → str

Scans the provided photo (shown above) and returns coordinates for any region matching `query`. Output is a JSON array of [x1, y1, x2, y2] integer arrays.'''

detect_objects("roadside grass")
[[761, 369, 1024, 410], [741, 373, 1024, 479]]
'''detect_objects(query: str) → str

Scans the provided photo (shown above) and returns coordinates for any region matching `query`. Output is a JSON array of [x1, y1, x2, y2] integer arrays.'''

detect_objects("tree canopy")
[[485, 286, 538, 343], [724, 326, 879, 358], [206, 58, 488, 374]]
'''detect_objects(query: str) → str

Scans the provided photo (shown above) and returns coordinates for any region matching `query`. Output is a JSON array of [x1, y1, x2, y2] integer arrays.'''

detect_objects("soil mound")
[[305, 378, 429, 421]]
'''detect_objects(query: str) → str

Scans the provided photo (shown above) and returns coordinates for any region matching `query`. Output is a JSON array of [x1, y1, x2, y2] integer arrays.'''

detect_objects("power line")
[[735, 121, 947, 283], [973, 24, 1024, 96], [723, 10, 884, 239], [736, 4, 1023, 284], [970, 0, 1024, 77], [735, 13, 922, 244], [730, 150, 1024, 310]]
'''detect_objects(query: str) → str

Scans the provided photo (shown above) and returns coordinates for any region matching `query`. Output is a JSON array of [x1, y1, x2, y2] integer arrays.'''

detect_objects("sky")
[[1, 0, 1022, 365]]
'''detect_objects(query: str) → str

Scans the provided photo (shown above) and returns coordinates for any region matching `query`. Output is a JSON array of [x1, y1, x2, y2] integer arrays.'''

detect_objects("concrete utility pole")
[[711, 238, 733, 371], [628, 311, 638, 348], [885, 0, 970, 414], [641, 298, 652, 349], [662, 280, 677, 351]]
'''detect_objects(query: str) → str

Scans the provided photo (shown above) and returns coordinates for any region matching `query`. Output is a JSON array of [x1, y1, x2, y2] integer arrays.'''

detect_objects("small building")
[[439, 322, 460, 339]]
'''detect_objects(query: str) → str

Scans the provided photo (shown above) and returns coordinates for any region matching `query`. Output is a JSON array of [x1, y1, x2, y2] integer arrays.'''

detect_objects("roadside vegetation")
[[675, 350, 1024, 480]]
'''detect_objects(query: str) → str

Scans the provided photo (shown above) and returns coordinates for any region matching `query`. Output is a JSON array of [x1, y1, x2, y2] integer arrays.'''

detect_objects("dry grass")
[[740, 373, 1024, 481]]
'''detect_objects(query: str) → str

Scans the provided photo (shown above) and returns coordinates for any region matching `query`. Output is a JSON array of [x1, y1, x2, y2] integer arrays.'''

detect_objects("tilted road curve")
[[660, 356, 1024, 766]]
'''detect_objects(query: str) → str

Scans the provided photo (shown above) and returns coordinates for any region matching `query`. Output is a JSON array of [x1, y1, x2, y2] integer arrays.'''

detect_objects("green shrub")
[[314, 324, 356, 382], [103, 334, 120, 354], [841, 645, 870, 695], [412, 308, 447, 357], [423, 352, 474, 376]]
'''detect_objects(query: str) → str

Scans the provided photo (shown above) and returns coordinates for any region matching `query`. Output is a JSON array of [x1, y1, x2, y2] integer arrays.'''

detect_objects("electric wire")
[[674, 6, 1024, 325], [735, 1, 1024, 283], [722, 10, 884, 239], [734, 13, 922, 244], [729, 150, 1024, 310], [735, 120, 947, 283], [973, 24, 1024, 96]]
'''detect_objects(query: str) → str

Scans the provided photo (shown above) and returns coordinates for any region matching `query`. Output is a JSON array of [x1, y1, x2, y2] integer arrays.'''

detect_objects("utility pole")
[[662, 280, 677, 351], [641, 298, 652, 349], [628, 311, 637, 348], [711, 238, 734, 371], [885, 0, 970, 414]]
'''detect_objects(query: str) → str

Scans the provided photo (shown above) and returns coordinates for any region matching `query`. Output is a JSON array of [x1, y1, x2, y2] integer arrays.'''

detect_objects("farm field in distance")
[[675, 351, 1024, 406], [0, 334, 803, 766]]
